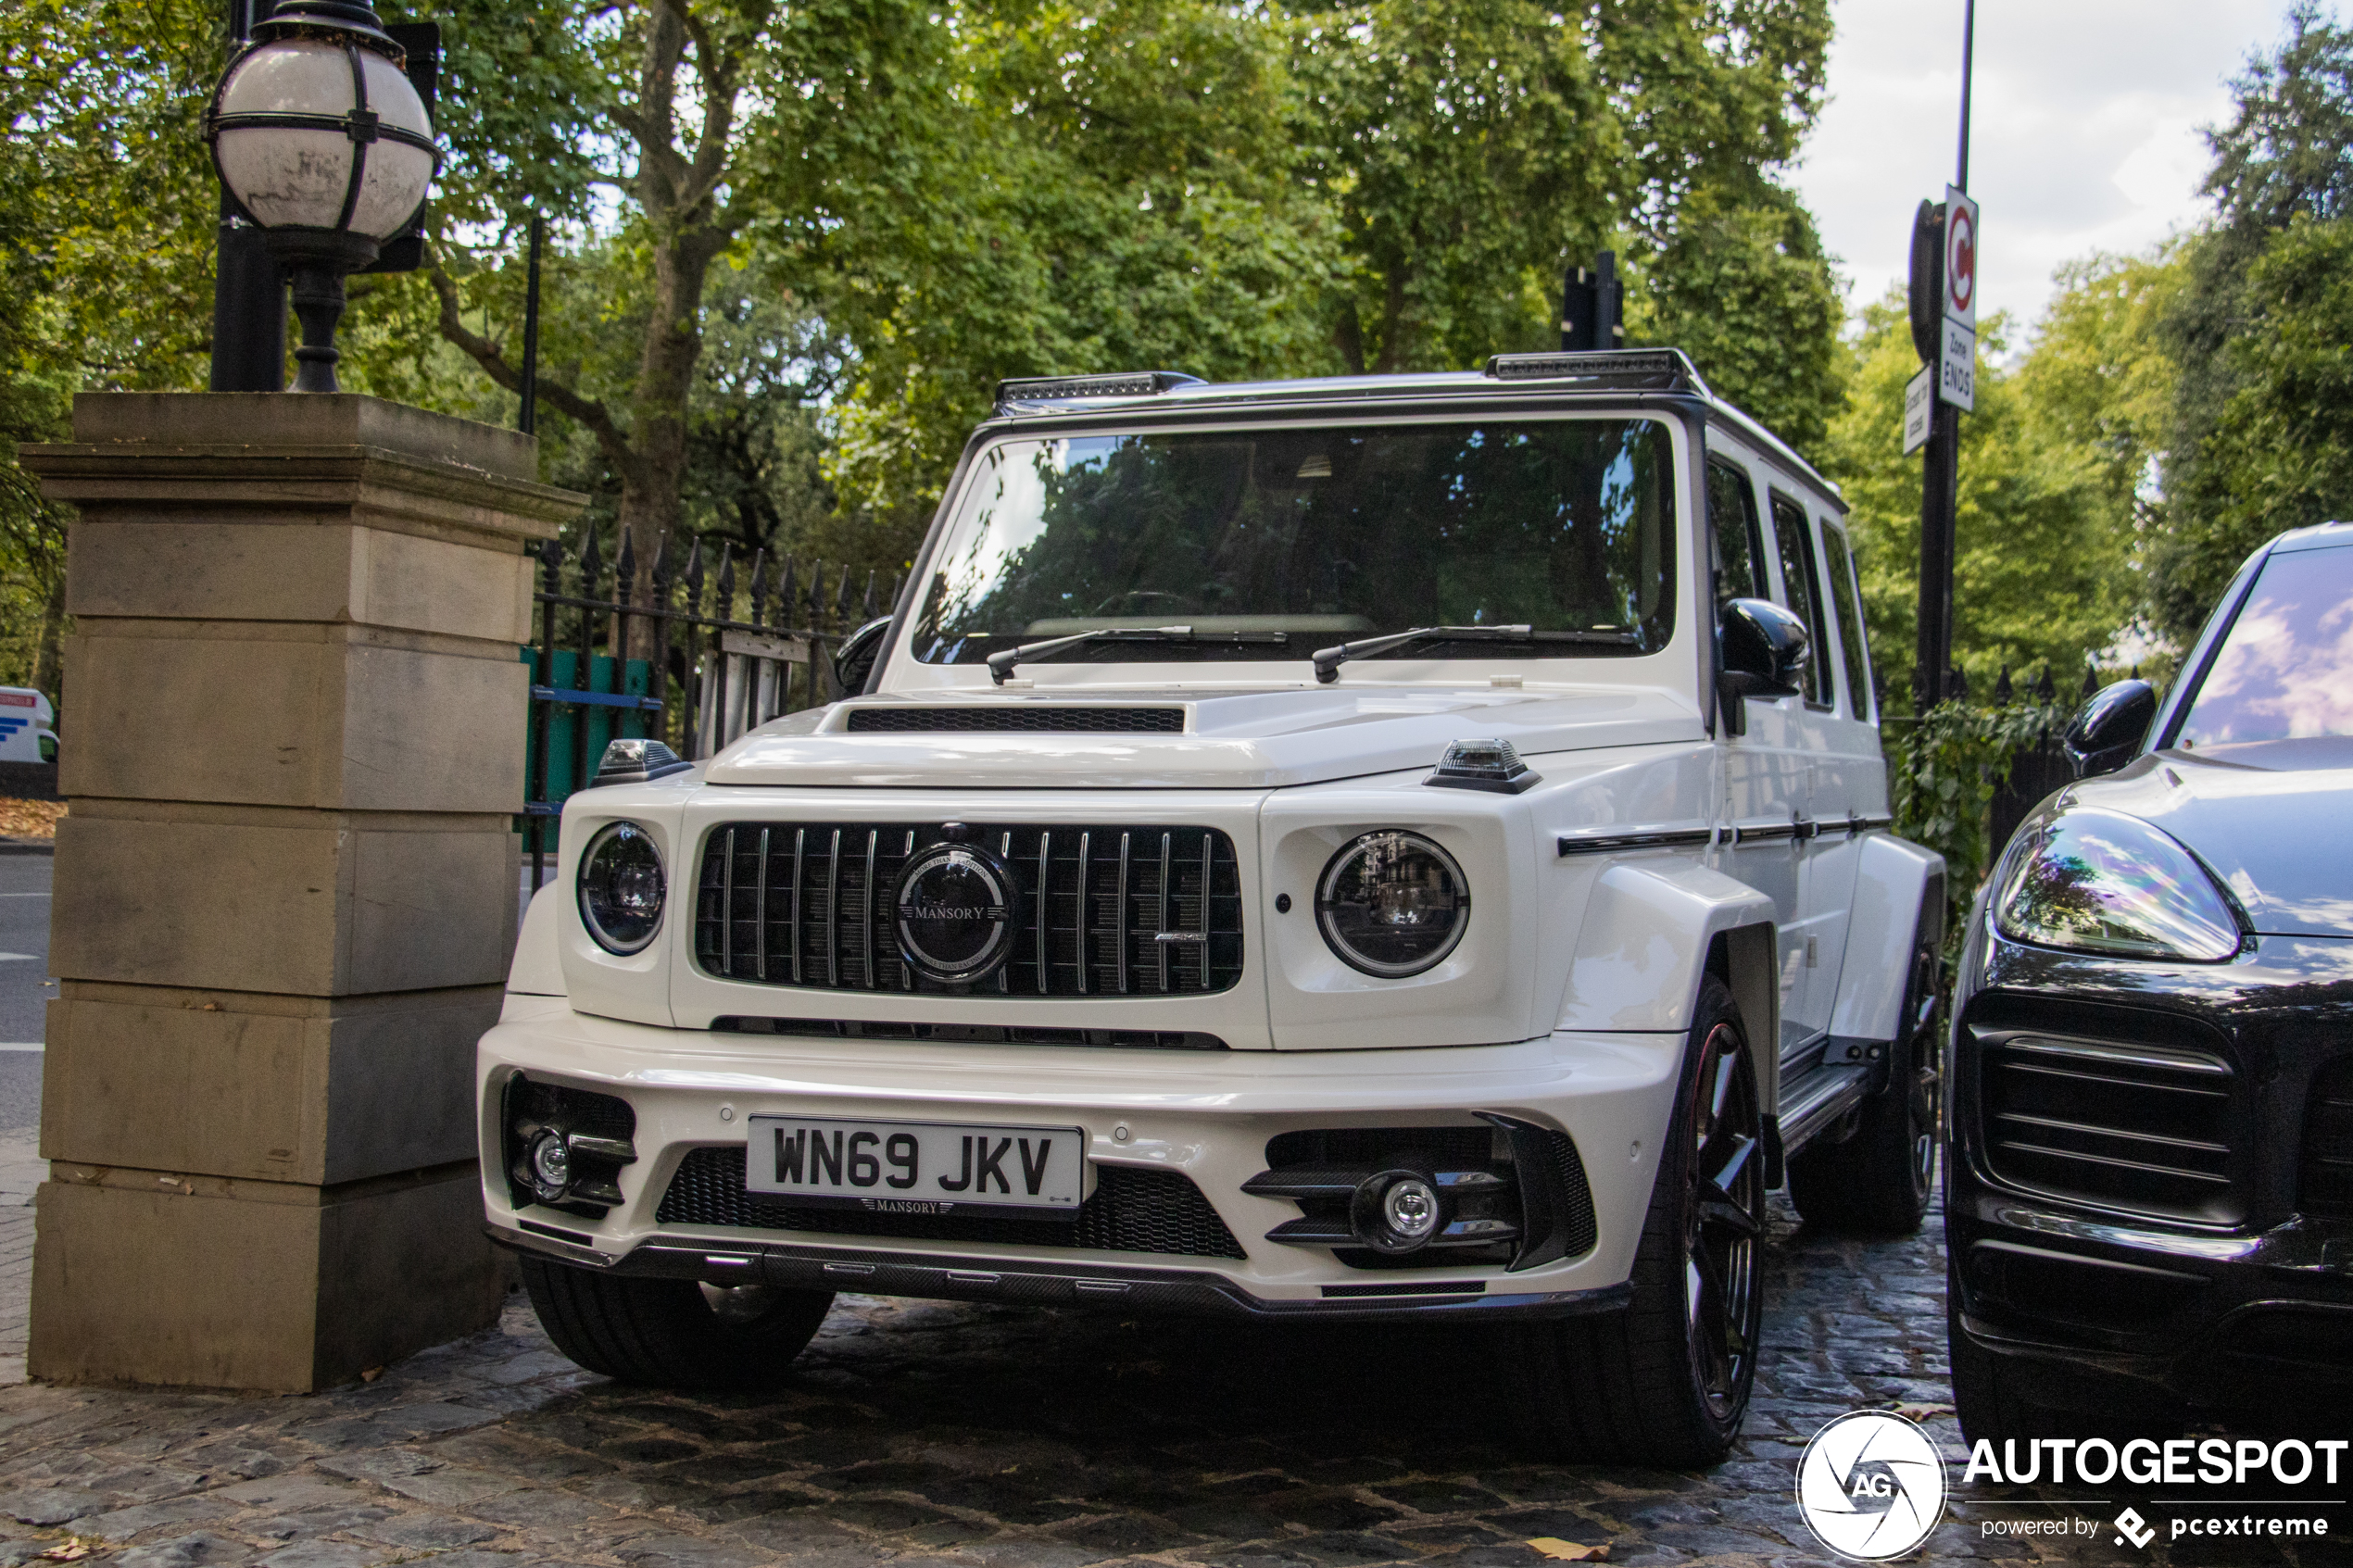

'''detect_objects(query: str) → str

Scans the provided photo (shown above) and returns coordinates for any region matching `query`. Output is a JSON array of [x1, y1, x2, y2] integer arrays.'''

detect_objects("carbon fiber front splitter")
[[486, 1221, 1633, 1324]]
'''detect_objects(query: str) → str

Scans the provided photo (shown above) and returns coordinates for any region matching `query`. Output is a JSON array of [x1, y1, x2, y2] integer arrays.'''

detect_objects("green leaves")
[[1886, 700, 2068, 947]]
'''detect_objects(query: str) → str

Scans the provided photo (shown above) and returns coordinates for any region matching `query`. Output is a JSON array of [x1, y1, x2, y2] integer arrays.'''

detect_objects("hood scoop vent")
[[846, 707, 1185, 734]]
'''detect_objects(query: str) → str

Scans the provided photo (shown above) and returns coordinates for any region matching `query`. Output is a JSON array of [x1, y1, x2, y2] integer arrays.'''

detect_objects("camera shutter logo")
[[1794, 1411, 1948, 1561], [894, 843, 1015, 984]]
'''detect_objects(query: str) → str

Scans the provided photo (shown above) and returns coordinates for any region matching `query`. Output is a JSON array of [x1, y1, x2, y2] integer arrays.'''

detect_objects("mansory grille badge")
[[893, 842, 1015, 984]]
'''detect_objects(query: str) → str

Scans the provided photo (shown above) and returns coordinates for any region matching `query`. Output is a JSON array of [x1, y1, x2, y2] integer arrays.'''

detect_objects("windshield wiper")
[[1309, 624, 1640, 684], [985, 625, 1288, 684]]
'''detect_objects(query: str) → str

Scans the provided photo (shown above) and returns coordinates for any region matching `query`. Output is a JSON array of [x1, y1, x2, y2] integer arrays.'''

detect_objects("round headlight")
[[1315, 830, 1469, 977], [1994, 808, 2243, 962], [578, 822, 666, 955]]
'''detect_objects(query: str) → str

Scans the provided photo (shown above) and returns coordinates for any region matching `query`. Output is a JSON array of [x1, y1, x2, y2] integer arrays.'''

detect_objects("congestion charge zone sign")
[[1939, 183, 1979, 412]]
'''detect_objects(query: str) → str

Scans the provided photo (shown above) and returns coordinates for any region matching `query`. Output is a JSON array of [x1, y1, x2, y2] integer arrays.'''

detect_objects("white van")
[[0, 688, 57, 764]]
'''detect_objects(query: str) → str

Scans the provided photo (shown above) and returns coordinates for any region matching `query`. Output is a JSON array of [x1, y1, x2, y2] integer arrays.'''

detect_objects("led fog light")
[[1351, 1169, 1443, 1254], [528, 1128, 572, 1199]]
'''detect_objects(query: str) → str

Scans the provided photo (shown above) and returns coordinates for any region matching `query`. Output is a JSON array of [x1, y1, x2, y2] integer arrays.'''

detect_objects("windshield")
[[2176, 543, 2353, 748], [912, 419, 1677, 668]]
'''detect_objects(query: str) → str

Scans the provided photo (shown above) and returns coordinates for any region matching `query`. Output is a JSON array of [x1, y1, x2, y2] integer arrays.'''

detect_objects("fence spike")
[[889, 571, 904, 610], [862, 569, 877, 621], [809, 561, 826, 627], [748, 548, 768, 626], [717, 543, 737, 615], [2082, 661, 2098, 698], [2034, 665, 2055, 702], [1993, 665, 2013, 704], [579, 522, 602, 587], [684, 536, 706, 602], [780, 558, 799, 632], [537, 536, 563, 575], [616, 527, 636, 596], [1950, 664, 1970, 703], [835, 563, 851, 626]]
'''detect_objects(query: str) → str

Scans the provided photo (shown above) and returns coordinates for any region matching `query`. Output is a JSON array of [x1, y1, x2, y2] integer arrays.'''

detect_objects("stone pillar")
[[19, 394, 584, 1393]]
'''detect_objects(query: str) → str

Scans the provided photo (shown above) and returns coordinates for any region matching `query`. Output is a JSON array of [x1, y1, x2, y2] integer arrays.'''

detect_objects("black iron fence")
[[522, 528, 901, 886]]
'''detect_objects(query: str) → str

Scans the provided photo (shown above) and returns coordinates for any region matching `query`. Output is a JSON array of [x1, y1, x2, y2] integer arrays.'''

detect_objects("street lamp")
[[205, 0, 436, 393]]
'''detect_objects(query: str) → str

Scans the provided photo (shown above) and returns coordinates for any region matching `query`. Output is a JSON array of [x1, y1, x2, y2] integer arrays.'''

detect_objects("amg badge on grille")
[[893, 843, 1016, 984]]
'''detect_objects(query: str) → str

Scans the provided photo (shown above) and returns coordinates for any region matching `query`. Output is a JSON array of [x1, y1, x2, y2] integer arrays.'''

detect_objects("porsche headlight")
[[578, 822, 666, 955], [1994, 808, 2242, 962], [1315, 831, 1469, 977]]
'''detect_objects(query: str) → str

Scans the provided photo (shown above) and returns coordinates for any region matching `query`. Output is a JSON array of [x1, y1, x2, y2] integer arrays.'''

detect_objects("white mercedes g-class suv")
[[480, 349, 1945, 1466]]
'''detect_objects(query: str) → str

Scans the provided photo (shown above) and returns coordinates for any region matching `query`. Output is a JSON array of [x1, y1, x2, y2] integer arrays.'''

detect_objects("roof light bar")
[[994, 370, 1205, 411], [1482, 348, 1702, 393]]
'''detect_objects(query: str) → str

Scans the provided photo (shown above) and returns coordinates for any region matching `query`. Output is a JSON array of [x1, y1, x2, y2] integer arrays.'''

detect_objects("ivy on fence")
[[1883, 701, 2070, 947]]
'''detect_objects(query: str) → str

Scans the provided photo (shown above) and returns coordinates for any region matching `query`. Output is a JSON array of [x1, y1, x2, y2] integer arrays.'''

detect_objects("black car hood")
[[2060, 737, 2353, 938]]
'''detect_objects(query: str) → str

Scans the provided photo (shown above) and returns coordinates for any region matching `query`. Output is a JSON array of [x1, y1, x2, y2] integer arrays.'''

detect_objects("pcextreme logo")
[[1794, 1411, 1949, 1561]]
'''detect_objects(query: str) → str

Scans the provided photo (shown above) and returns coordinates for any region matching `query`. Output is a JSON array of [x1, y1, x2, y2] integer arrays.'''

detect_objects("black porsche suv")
[[1946, 521, 2353, 1438]]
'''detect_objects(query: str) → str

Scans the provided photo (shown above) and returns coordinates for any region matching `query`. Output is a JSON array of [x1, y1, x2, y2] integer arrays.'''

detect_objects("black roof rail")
[[1482, 348, 1703, 394], [994, 370, 1205, 412]]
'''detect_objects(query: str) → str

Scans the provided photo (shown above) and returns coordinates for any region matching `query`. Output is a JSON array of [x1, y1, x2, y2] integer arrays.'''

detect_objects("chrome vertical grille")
[[695, 822, 1244, 997]]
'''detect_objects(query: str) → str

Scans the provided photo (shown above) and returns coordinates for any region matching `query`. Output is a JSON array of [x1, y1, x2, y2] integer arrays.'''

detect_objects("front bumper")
[[479, 995, 1683, 1319], [1947, 923, 2353, 1413]]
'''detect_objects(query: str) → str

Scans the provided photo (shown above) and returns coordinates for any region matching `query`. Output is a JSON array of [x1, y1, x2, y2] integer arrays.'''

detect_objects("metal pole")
[[1915, 0, 1975, 711], [208, 0, 286, 392], [518, 214, 545, 433], [1957, 0, 1976, 192]]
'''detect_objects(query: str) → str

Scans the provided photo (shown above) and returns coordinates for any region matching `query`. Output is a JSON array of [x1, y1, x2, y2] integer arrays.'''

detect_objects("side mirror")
[[1717, 598, 1808, 735], [829, 616, 892, 700], [2064, 678, 2158, 778]]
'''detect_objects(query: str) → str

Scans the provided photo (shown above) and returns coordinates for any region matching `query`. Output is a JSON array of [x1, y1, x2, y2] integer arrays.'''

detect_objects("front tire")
[[1506, 975, 1767, 1467], [1787, 914, 1941, 1235], [521, 1252, 835, 1389]]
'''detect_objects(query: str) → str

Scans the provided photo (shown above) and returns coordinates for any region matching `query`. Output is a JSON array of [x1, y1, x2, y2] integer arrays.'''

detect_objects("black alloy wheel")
[[1683, 1016, 1766, 1420], [1504, 975, 1767, 1466]]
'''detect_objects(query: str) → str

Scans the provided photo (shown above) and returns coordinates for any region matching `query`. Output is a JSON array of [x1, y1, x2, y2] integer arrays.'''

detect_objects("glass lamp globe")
[[205, 0, 437, 392]]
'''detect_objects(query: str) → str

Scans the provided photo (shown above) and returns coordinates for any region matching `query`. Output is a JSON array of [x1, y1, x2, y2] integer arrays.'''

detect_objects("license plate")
[[746, 1114, 1087, 1217]]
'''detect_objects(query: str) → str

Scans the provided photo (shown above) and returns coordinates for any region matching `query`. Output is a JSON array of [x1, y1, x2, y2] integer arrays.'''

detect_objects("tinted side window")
[[1769, 493, 1834, 708], [1819, 521, 1873, 720], [1705, 459, 1763, 609]]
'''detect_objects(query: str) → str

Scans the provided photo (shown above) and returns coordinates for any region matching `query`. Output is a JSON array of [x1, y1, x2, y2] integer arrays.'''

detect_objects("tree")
[[420, 0, 936, 554], [1292, 0, 1837, 436], [2151, 4, 2353, 642], [1824, 295, 2132, 702], [0, 0, 222, 696], [804, 0, 1341, 548]]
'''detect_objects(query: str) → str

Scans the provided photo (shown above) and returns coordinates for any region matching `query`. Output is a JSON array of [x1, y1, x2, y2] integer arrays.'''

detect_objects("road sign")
[[1944, 184, 1979, 332], [1904, 366, 1933, 453], [1939, 317, 1976, 411]]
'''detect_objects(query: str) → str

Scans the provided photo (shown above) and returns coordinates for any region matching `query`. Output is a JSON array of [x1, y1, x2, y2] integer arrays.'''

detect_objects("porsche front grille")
[[1976, 1030, 2244, 1224], [693, 822, 1244, 997]]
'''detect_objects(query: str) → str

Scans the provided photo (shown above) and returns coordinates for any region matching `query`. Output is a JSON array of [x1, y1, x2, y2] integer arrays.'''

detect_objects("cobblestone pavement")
[[0, 1198, 2337, 1568]]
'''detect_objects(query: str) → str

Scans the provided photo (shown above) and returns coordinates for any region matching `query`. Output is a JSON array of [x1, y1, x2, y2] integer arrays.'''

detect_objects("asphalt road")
[[0, 854, 49, 1135]]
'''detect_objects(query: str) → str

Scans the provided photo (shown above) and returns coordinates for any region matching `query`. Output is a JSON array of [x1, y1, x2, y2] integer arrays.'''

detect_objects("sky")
[[1793, 0, 2308, 341]]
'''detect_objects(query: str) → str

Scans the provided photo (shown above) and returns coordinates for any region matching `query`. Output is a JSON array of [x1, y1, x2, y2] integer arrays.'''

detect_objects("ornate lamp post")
[[205, 0, 436, 392]]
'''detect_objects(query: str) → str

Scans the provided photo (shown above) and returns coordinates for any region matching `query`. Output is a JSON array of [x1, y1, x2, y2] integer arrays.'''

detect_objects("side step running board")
[[1777, 1063, 1870, 1155]]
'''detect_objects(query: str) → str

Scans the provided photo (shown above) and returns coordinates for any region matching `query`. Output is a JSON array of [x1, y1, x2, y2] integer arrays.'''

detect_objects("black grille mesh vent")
[[2301, 1057, 2353, 1218], [695, 822, 1243, 997], [1539, 1126, 1601, 1261], [657, 1145, 1246, 1259], [846, 708, 1184, 734], [1978, 1033, 2243, 1223]]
